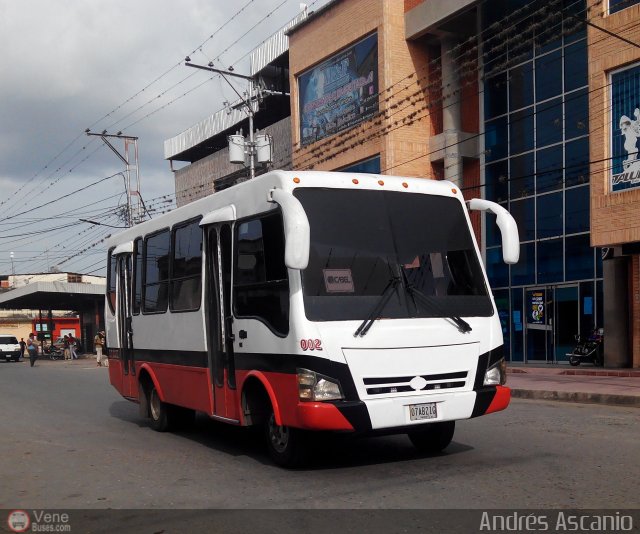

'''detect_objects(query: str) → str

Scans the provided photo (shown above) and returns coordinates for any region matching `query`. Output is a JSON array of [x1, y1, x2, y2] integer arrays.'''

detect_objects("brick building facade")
[[588, 0, 640, 367]]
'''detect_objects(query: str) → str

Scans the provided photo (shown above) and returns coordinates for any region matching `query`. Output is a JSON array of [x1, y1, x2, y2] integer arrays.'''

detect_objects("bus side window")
[[234, 212, 290, 336], [107, 249, 116, 314], [133, 238, 143, 315], [170, 219, 203, 312], [143, 229, 170, 314]]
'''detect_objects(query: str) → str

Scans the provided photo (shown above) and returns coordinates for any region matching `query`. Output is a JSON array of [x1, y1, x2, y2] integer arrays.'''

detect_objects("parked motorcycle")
[[43, 344, 65, 361], [568, 328, 604, 367]]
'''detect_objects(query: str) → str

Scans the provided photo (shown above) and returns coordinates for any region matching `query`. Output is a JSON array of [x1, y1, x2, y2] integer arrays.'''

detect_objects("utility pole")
[[10, 252, 14, 275], [85, 131, 141, 227], [185, 59, 271, 180]]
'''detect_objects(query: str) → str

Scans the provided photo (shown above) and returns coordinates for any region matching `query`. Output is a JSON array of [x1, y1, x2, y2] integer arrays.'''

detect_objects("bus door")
[[117, 253, 135, 398], [205, 223, 239, 422]]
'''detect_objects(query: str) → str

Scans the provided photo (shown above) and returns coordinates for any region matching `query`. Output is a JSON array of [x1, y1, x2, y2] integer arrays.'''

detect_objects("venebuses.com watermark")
[[7, 510, 71, 533]]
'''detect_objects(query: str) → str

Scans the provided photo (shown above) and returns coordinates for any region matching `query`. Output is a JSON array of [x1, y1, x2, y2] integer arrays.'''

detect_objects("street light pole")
[[185, 59, 259, 179], [10, 252, 14, 275]]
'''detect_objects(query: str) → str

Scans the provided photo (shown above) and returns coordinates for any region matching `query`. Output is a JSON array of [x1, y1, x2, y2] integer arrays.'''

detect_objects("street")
[[1, 358, 638, 510]]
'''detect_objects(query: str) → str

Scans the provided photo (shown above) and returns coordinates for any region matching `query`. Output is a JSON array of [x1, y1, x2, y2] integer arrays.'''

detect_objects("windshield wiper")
[[404, 282, 472, 334], [354, 277, 400, 337]]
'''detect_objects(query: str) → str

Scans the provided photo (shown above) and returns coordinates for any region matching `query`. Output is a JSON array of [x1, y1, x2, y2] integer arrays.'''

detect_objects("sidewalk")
[[507, 364, 640, 407]]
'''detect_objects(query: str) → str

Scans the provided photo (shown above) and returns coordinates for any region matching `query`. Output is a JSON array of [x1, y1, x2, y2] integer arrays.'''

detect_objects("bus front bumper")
[[296, 386, 510, 433]]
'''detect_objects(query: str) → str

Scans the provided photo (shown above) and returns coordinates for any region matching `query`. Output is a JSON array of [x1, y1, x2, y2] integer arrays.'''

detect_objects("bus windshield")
[[294, 188, 493, 322]]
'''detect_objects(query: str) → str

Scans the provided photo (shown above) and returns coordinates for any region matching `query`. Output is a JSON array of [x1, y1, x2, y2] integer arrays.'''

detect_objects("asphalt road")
[[1, 358, 638, 513]]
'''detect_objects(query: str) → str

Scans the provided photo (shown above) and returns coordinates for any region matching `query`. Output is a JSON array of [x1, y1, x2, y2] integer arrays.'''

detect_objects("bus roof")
[[106, 170, 464, 248]]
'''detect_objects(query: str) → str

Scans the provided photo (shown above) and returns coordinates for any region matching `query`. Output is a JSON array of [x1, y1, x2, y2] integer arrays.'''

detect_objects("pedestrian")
[[63, 335, 71, 360], [68, 334, 78, 360], [19, 338, 26, 360], [26, 333, 38, 367], [94, 331, 104, 366]]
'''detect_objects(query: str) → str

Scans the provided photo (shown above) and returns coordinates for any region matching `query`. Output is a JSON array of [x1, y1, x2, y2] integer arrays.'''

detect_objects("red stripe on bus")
[[135, 362, 212, 414]]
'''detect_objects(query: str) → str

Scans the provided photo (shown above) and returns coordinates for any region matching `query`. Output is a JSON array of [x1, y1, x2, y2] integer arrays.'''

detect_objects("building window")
[[537, 239, 564, 283], [609, 0, 640, 14], [170, 219, 203, 312], [234, 212, 289, 336], [143, 229, 170, 314], [565, 185, 590, 234], [67, 273, 82, 283], [339, 155, 381, 174], [566, 234, 594, 281], [536, 192, 563, 239]]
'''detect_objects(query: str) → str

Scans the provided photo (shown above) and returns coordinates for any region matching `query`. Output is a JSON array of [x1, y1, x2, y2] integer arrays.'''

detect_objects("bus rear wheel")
[[149, 386, 171, 432], [408, 421, 455, 454], [265, 412, 309, 468]]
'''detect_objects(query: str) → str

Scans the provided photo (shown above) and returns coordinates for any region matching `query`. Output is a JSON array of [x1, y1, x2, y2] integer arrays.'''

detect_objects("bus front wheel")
[[408, 421, 455, 454], [265, 411, 309, 468]]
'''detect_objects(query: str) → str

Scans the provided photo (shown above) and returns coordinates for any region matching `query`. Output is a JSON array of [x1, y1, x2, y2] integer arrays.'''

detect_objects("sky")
[[0, 0, 321, 278]]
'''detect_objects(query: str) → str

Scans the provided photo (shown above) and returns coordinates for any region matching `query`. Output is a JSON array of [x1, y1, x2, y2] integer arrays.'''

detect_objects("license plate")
[[409, 402, 438, 421]]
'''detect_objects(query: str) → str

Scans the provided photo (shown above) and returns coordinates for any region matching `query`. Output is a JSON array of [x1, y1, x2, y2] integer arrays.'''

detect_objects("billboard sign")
[[611, 63, 640, 192], [298, 33, 378, 146]]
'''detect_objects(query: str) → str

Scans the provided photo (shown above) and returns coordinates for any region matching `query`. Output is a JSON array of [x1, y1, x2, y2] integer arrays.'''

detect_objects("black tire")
[[408, 421, 455, 454], [569, 355, 580, 366], [148, 385, 171, 432], [264, 411, 309, 468]]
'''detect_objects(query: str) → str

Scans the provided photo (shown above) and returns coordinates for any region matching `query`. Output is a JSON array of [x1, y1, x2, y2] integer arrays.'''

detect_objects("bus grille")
[[363, 371, 468, 396]]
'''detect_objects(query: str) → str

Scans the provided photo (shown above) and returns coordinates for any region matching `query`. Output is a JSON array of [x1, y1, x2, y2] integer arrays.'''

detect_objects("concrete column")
[[603, 257, 630, 368], [441, 37, 462, 186]]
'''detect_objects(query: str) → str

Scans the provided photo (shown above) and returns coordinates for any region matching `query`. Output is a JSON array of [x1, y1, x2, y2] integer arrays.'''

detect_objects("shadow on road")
[[108, 401, 474, 470]]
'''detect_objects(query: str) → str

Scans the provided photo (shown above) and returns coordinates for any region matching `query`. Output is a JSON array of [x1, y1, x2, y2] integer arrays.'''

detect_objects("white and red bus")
[[105, 170, 519, 466]]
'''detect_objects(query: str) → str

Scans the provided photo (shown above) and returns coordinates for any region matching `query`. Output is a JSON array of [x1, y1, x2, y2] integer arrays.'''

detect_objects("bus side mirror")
[[268, 188, 310, 270], [468, 198, 520, 264]]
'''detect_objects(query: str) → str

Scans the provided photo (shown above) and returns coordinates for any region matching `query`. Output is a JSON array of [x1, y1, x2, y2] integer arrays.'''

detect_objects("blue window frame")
[[537, 98, 563, 148], [484, 72, 508, 120], [486, 247, 509, 288], [537, 192, 563, 239], [509, 62, 533, 111], [565, 186, 589, 234], [565, 234, 594, 281], [511, 242, 535, 285], [564, 40, 588, 92], [537, 238, 564, 283], [511, 198, 535, 242], [510, 153, 535, 199], [537, 145, 563, 193], [535, 50, 562, 102], [485, 117, 509, 162], [565, 137, 589, 187], [510, 109, 534, 155], [565, 88, 588, 140], [486, 160, 509, 204]]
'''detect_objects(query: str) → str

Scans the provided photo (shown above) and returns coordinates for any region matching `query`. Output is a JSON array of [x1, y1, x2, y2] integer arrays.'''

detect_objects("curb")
[[511, 388, 640, 408]]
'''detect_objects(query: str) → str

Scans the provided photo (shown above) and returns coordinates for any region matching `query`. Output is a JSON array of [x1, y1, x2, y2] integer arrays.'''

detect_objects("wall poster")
[[298, 33, 378, 146], [611, 63, 640, 192]]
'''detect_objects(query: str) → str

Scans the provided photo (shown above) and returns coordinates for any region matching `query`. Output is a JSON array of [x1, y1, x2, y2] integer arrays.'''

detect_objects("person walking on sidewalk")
[[63, 335, 71, 360], [94, 331, 105, 366], [26, 333, 38, 367]]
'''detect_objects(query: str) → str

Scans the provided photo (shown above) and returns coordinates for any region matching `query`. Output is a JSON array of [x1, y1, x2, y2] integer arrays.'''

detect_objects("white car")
[[0, 334, 22, 362]]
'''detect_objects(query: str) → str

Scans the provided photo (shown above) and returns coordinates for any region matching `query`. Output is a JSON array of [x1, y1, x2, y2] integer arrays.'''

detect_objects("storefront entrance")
[[524, 285, 579, 363]]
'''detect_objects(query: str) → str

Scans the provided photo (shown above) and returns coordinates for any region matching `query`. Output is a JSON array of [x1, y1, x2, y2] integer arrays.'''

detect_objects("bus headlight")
[[483, 358, 507, 386], [297, 368, 344, 401]]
